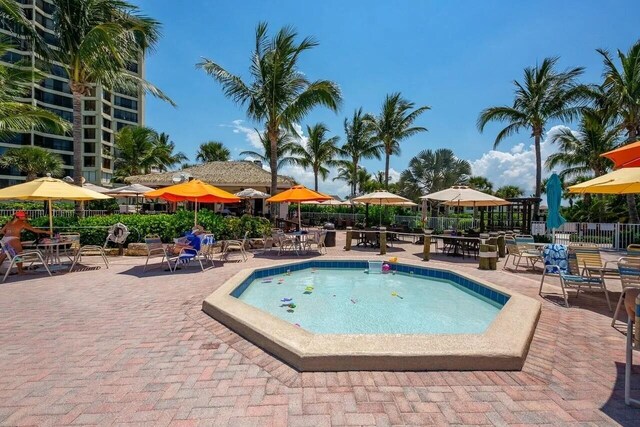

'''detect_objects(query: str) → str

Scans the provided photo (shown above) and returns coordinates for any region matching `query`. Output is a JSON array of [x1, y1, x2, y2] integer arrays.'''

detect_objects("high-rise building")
[[0, 0, 145, 187]]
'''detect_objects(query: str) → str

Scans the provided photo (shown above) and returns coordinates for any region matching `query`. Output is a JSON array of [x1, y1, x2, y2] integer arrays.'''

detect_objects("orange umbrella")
[[145, 179, 240, 225], [601, 140, 640, 168], [267, 185, 332, 229]]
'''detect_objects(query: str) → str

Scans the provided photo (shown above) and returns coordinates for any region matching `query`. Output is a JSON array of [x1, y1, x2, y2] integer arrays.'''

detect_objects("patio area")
[[1, 233, 639, 426]]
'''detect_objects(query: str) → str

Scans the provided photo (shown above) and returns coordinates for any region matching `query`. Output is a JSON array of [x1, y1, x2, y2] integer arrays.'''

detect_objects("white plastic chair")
[[1, 240, 51, 282]]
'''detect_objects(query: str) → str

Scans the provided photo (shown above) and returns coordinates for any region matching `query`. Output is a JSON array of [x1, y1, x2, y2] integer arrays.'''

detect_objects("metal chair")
[[612, 257, 640, 326], [143, 235, 174, 272], [1, 240, 51, 282]]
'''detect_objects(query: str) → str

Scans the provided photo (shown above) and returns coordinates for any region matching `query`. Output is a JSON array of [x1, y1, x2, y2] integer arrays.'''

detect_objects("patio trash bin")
[[323, 223, 336, 247]]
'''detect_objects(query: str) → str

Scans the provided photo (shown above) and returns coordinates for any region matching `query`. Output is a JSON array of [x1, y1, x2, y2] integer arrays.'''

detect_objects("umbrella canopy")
[[352, 191, 412, 225], [144, 179, 241, 226], [234, 188, 270, 199], [267, 185, 332, 229], [420, 185, 510, 207], [144, 179, 240, 203], [352, 191, 411, 205], [82, 182, 111, 193], [546, 174, 565, 237], [107, 184, 154, 196], [601, 140, 640, 168], [568, 168, 640, 194], [0, 176, 111, 233]]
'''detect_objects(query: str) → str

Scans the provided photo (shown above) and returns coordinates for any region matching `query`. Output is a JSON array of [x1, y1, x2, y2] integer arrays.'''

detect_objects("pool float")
[[382, 263, 391, 273], [289, 303, 296, 308], [305, 286, 314, 291], [391, 292, 404, 299], [280, 297, 293, 302]]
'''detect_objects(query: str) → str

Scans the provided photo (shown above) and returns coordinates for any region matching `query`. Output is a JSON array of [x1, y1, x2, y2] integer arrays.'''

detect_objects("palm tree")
[[240, 130, 298, 172], [333, 161, 357, 193], [196, 141, 230, 162], [467, 176, 494, 193], [152, 132, 187, 171], [0, 146, 63, 181], [494, 185, 524, 199], [399, 149, 471, 200], [113, 127, 184, 179], [477, 57, 585, 219], [597, 40, 640, 222], [341, 108, 382, 196], [0, 42, 69, 139], [365, 93, 429, 188], [198, 22, 342, 214], [546, 108, 622, 179], [51, 0, 173, 191], [290, 123, 340, 191]]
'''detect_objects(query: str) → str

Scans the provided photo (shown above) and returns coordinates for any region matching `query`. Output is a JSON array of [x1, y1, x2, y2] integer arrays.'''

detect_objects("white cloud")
[[469, 125, 568, 195], [228, 120, 262, 149], [387, 168, 401, 184]]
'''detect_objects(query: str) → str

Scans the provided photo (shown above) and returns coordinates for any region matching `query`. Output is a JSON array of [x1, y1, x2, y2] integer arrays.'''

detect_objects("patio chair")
[[538, 245, 612, 310], [143, 235, 173, 272], [58, 233, 110, 272], [274, 230, 297, 255], [258, 232, 275, 254], [221, 231, 249, 262], [572, 246, 619, 281], [515, 234, 536, 251], [504, 238, 542, 270], [612, 257, 640, 326], [304, 230, 327, 254], [1, 240, 51, 282], [198, 234, 217, 267]]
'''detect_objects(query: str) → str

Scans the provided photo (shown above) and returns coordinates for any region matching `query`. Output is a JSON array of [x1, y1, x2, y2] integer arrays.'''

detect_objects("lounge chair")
[[221, 231, 249, 262], [504, 238, 541, 270], [612, 257, 640, 326], [573, 246, 619, 281], [1, 240, 51, 282], [627, 244, 640, 257], [538, 245, 612, 310], [143, 235, 173, 272]]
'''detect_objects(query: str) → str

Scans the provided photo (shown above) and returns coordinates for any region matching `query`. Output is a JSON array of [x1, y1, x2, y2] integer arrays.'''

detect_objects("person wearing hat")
[[0, 211, 50, 274]]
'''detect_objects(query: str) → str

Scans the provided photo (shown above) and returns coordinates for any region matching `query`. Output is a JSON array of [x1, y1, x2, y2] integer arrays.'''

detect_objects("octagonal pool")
[[203, 259, 541, 371], [235, 266, 503, 334]]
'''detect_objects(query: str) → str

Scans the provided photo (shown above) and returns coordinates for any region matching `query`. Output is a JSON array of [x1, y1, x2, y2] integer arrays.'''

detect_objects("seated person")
[[0, 211, 50, 274], [167, 229, 203, 255]]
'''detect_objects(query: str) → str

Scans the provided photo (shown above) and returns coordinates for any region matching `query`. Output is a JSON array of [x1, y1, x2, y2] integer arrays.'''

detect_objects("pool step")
[[368, 260, 383, 274]]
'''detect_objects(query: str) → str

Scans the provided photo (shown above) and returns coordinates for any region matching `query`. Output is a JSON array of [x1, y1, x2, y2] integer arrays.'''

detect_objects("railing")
[[300, 212, 479, 230], [531, 221, 640, 250], [300, 212, 365, 223], [0, 209, 108, 218]]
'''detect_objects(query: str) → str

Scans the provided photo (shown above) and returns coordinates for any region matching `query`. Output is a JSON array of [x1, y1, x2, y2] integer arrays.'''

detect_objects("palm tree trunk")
[[384, 152, 390, 190], [352, 158, 358, 197], [314, 170, 318, 192], [72, 89, 84, 218], [533, 131, 542, 220], [268, 126, 278, 220], [627, 127, 640, 223]]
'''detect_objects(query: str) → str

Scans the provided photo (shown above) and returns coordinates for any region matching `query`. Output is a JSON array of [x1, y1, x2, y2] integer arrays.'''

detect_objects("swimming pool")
[[203, 259, 541, 371], [236, 267, 502, 334]]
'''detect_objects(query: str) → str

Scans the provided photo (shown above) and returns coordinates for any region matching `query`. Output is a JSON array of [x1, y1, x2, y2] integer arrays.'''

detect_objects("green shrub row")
[[1, 210, 271, 246]]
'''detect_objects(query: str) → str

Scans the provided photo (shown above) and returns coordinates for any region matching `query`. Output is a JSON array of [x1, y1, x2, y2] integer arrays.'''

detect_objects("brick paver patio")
[[1, 234, 639, 426]]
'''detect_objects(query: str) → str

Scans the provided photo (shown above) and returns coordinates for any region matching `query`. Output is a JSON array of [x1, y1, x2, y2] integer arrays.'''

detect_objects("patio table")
[[430, 235, 482, 258], [24, 239, 73, 271]]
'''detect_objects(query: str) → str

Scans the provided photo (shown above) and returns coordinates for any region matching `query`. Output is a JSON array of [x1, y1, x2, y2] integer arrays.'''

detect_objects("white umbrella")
[[234, 188, 270, 199], [106, 184, 155, 196], [420, 185, 510, 207], [82, 182, 111, 194], [352, 191, 412, 225]]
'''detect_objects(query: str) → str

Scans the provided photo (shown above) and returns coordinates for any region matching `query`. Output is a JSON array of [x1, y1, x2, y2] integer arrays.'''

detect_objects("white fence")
[[531, 221, 640, 250], [0, 209, 108, 218]]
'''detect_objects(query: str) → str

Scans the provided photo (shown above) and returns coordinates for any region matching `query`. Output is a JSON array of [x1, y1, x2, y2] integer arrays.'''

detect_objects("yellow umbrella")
[[0, 176, 112, 234], [568, 168, 640, 194]]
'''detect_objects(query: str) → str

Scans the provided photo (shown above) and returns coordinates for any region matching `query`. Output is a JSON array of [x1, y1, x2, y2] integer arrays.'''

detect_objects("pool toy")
[[388, 257, 398, 263], [382, 263, 391, 272], [294, 323, 301, 327], [280, 297, 293, 303], [305, 286, 314, 291], [391, 292, 404, 299], [350, 298, 358, 304], [289, 303, 296, 308]]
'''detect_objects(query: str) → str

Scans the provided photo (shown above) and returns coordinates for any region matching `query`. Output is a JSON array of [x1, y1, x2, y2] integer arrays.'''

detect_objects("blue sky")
[[134, 0, 638, 197]]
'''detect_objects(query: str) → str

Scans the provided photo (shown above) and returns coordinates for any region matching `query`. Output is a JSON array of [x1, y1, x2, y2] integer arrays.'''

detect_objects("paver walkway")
[[1, 234, 639, 426]]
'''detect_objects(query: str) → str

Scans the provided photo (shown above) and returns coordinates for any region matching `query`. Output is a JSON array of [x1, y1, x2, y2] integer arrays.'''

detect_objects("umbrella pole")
[[48, 199, 53, 236], [379, 200, 382, 226], [194, 200, 198, 227], [298, 202, 301, 231]]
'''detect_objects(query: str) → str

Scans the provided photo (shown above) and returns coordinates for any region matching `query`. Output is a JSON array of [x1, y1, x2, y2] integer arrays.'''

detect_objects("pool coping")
[[202, 259, 541, 371]]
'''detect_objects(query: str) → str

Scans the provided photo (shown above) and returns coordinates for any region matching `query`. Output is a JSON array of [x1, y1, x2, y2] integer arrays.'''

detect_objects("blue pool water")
[[236, 268, 502, 334]]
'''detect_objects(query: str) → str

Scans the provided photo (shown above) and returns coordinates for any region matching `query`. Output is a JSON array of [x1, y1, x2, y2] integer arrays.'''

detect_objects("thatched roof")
[[125, 161, 296, 189]]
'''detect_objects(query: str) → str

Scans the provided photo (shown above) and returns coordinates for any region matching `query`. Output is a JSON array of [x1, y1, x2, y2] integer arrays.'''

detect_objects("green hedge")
[[1, 210, 271, 246]]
